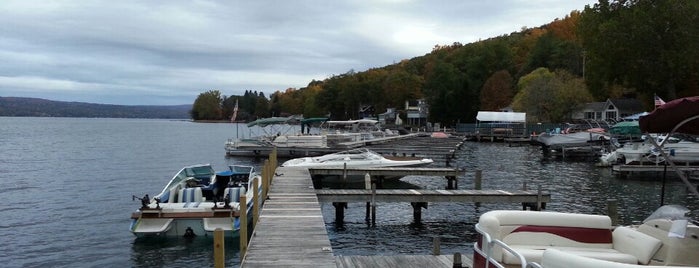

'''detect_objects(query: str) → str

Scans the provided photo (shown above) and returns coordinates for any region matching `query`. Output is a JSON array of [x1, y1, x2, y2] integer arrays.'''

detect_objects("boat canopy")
[[246, 116, 302, 127], [609, 121, 641, 135], [476, 111, 526, 123], [300, 117, 329, 125], [639, 96, 699, 135]]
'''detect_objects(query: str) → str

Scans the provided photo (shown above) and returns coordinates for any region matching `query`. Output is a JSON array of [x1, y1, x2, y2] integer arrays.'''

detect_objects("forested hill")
[[0, 97, 191, 119]]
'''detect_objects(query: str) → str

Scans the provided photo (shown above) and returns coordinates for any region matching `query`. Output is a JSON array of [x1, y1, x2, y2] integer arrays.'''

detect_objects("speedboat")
[[536, 128, 610, 149], [599, 135, 699, 166], [473, 205, 699, 268], [129, 164, 262, 238], [280, 148, 433, 168]]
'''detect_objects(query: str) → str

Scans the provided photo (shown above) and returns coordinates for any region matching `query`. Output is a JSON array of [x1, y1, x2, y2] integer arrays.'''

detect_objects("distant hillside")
[[0, 97, 191, 119]]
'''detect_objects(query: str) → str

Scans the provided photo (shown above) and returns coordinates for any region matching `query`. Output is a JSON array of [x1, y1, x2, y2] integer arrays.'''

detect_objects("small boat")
[[129, 164, 262, 238], [473, 205, 699, 268], [536, 128, 610, 149], [281, 148, 433, 169]]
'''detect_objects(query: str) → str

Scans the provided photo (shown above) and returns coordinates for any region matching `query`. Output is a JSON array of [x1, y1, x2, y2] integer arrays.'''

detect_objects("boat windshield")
[[184, 166, 215, 178], [643, 205, 691, 223], [160, 165, 214, 195], [230, 165, 253, 174]]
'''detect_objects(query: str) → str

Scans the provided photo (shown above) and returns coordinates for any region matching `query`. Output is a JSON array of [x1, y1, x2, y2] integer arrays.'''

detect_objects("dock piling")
[[607, 199, 619, 226], [239, 195, 248, 261], [453, 253, 462, 268], [474, 170, 482, 207], [333, 202, 347, 225], [432, 236, 440, 255], [371, 183, 376, 226], [214, 228, 224, 268]]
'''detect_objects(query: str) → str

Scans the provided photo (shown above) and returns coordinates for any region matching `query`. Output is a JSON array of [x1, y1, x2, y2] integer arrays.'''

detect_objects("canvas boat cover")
[[639, 96, 699, 135]]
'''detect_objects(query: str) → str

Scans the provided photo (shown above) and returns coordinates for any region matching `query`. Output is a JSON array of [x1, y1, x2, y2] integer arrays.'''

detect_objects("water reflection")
[[131, 236, 242, 268]]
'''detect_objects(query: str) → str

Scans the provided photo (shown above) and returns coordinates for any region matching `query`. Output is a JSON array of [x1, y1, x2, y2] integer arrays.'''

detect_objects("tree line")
[[191, 0, 698, 124]]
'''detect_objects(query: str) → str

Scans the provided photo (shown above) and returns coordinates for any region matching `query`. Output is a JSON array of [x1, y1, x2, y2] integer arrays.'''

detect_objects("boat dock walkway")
[[242, 166, 336, 267], [241, 166, 552, 267]]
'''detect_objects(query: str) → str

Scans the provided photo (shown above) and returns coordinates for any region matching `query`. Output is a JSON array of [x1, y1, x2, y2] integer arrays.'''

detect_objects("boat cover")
[[639, 96, 699, 135]]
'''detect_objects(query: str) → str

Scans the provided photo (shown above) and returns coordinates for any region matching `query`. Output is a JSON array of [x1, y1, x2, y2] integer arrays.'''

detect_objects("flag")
[[654, 94, 666, 107], [230, 99, 239, 122]]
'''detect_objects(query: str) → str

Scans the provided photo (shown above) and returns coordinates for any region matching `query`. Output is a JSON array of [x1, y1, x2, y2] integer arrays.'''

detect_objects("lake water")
[[1, 117, 697, 267]]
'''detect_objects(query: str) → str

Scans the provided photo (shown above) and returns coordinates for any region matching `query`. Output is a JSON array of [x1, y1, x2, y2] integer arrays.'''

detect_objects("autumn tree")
[[480, 70, 514, 111], [513, 68, 592, 122], [190, 90, 223, 120], [578, 0, 699, 100]]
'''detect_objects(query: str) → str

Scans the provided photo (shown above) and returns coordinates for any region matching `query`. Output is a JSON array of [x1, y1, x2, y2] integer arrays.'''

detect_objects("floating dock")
[[227, 134, 467, 164]]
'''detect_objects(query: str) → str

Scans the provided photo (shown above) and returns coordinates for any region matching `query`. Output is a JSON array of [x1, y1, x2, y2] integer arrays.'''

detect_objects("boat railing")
[[474, 223, 531, 268]]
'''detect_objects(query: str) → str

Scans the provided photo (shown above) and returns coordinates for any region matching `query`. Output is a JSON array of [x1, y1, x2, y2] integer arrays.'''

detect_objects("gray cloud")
[[0, 0, 595, 105]]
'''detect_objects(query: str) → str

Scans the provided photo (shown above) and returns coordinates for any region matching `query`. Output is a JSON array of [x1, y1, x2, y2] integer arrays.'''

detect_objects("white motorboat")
[[281, 148, 433, 169], [129, 164, 262, 238], [473, 205, 699, 268], [536, 128, 610, 149], [599, 136, 699, 166]]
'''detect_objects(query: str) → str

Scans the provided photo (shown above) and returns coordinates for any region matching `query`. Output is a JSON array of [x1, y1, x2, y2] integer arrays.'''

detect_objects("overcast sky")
[[0, 0, 596, 105]]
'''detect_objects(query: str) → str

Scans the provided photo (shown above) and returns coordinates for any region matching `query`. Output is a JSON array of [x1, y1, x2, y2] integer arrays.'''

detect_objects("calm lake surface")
[[1, 117, 697, 267]]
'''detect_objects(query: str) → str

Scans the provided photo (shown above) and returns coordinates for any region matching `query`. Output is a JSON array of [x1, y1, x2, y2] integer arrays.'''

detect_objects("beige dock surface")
[[242, 166, 336, 267]]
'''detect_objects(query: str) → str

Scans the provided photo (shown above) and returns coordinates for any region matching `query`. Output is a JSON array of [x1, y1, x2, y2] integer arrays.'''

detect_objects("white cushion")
[[613, 226, 662, 264], [505, 246, 637, 265]]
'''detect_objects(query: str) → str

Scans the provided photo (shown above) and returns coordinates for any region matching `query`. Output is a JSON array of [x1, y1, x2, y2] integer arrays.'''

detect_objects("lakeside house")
[[405, 99, 428, 126], [572, 98, 645, 122]]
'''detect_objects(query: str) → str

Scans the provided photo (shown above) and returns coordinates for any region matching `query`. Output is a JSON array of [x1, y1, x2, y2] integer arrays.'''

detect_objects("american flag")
[[654, 94, 665, 107], [230, 99, 239, 122]]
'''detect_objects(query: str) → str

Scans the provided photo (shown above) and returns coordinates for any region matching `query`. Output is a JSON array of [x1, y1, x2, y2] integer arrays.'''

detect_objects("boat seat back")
[[178, 187, 203, 203], [166, 186, 180, 203], [224, 187, 246, 203]]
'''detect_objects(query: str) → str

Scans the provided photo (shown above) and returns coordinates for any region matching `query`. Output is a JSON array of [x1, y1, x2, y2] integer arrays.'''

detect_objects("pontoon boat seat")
[[477, 210, 662, 265], [541, 248, 690, 268]]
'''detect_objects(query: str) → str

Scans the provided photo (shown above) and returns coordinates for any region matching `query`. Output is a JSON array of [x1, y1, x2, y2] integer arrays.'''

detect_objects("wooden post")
[[365, 173, 371, 223], [252, 176, 259, 227], [537, 185, 543, 211], [262, 160, 269, 200], [412, 202, 423, 223], [474, 170, 482, 207], [607, 199, 619, 226], [453, 253, 462, 268], [333, 202, 346, 224], [371, 183, 376, 226], [474, 170, 482, 190], [239, 195, 248, 260], [214, 228, 225, 268], [432, 236, 440, 255]]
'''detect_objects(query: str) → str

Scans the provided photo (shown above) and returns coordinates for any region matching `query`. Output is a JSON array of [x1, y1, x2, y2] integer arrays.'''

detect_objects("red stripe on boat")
[[511, 225, 612, 243]]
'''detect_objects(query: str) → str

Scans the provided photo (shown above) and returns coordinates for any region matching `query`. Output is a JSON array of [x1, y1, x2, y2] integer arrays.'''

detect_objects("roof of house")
[[610, 98, 644, 112], [582, 102, 606, 111]]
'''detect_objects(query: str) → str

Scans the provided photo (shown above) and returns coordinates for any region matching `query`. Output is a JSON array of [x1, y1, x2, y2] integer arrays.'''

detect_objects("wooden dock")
[[242, 167, 336, 267], [316, 189, 550, 203], [242, 165, 547, 267], [309, 167, 464, 177]]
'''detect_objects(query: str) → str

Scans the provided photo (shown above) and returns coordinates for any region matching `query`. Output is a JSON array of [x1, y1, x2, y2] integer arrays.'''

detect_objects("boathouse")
[[474, 111, 527, 141]]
